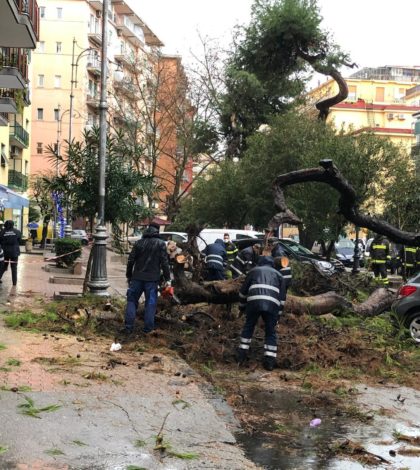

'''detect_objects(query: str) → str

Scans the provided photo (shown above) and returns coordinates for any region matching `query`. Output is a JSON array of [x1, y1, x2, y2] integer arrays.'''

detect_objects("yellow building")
[[30, 0, 163, 176], [0, 0, 39, 235], [308, 66, 420, 150]]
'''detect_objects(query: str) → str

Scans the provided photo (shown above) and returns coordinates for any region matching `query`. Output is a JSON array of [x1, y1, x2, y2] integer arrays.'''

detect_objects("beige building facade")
[[308, 66, 420, 150], [31, 0, 163, 176], [0, 0, 39, 235]]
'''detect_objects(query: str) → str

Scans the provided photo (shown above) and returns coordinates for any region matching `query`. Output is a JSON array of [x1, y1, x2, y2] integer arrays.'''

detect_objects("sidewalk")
[[0, 246, 129, 302]]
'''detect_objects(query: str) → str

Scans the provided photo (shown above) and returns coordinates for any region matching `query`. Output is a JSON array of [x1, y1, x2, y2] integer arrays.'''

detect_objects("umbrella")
[[27, 222, 39, 229]]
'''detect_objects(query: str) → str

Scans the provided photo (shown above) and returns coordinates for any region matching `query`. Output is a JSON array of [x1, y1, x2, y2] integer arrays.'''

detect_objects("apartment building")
[[0, 0, 39, 233], [308, 66, 420, 150], [30, 0, 163, 177]]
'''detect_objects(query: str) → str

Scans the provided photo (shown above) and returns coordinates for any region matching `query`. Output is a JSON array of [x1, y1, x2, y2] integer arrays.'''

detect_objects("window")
[[348, 85, 357, 101], [56, 42, 62, 53], [375, 87, 385, 102], [37, 142, 43, 154], [54, 108, 59, 121], [57, 7, 63, 19], [54, 75, 61, 88], [40, 6, 45, 18], [37, 74, 44, 87], [38, 41, 45, 52], [37, 108, 44, 120]]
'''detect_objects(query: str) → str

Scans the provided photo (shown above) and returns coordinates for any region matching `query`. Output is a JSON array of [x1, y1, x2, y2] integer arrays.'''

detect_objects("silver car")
[[71, 229, 89, 246], [393, 274, 420, 343]]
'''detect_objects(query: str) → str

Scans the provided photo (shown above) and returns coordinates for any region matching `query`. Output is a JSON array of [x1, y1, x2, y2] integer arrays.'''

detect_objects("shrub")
[[54, 238, 82, 267]]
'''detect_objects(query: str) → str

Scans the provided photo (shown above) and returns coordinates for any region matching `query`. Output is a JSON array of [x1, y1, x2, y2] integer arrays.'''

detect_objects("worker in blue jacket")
[[271, 241, 292, 291], [237, 256, 286, 371], [203, 239, 227, 281]]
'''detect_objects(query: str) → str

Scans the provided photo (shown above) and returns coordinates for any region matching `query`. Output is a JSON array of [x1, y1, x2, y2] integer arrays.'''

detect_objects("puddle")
[[235, 386, 420, 469]]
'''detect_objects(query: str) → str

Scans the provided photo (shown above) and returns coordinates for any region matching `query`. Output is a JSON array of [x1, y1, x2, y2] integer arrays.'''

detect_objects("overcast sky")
[[135, 0, 420, 77]]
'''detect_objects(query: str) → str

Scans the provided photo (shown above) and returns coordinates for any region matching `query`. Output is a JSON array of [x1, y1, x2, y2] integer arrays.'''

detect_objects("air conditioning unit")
[[117, 28, 122, 37], [398, 114, 405, 120], [95, 10, 101, 18], [387, 113, 394, 120]]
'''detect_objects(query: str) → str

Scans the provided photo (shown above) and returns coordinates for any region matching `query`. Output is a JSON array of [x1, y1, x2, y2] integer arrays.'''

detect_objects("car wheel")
[[407, 312, 420, 343]]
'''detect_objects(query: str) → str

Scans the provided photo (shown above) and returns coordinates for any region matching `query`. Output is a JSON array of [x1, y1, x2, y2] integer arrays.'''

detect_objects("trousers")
[[0, 257, 18, 285], [239, 310, 279, 358], [125, 279, 158, 333]]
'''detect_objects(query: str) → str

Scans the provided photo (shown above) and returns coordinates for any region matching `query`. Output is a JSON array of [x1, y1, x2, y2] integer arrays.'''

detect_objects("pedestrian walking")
[[122, 223, 171, 335], [0, 220, 21, 286], [203, 239, 227, 281], [237, 256, 286, 371], [370, 234, 390, 286]]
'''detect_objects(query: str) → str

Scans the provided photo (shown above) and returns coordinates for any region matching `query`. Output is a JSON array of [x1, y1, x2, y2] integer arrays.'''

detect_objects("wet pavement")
[[0, 246, 257, 469]]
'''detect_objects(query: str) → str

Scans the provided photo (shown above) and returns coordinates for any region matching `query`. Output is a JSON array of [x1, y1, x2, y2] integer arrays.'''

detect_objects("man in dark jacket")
[[370, 234, 390, 286], [400, 245, 417, 279], [223, 233, 238, 279], [123, 223, 171, 334], [231, 244, 261, 278], [237, 256, 286, 371], [0, 220, 21, 286], [203, 238, 227, 281]]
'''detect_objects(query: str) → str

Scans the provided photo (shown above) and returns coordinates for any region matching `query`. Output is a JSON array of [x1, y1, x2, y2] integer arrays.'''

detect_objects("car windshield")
[[336, 240, 355, 249], [280, 239, 313, 255]]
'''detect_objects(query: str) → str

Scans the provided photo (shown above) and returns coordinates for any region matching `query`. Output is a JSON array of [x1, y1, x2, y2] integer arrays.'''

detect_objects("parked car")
[[128, 231, 188, 246], [393, 275, 420, 343], [159, 232, 188, 244], [197, 228, 264, 251], [71, 229, 89, 246], [232, 237, 345, 275], [334, 239, 365, 268]]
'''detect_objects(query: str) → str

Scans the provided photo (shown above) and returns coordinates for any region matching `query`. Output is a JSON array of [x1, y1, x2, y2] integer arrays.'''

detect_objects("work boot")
[[262, 356, 276, 371], [236, 348, 248, 366], [117, 328, 133, 343]]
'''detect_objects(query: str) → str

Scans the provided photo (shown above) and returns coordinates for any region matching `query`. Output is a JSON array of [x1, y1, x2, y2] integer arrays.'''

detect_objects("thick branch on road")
[[172, 264, 395, 316], [268, 161, 420, 246]]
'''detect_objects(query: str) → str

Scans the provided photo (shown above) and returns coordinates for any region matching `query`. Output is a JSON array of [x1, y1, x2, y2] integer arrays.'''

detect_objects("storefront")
[[0, 184, 29, 236]]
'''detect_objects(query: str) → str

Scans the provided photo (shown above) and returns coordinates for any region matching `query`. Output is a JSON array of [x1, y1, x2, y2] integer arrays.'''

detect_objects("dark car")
[[392, 274, 420, 343], [232, 237, 345, 275], [334, 239, 365, 268]]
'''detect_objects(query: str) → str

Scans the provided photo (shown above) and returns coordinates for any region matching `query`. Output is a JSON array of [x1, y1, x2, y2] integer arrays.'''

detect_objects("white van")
[[197, 228, 264, 251]]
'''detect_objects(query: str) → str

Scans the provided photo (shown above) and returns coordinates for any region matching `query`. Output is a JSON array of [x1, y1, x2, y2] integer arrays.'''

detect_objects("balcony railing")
[[9, 121, 29, 147], [8, 169, 28, 191], [0, 47, 28, 81], [115, 15, 145, 45], [15, 0, 40, 41]]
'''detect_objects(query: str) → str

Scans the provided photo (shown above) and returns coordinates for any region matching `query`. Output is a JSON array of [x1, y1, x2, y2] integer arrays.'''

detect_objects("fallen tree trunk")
[[172, 264, 396, 316]]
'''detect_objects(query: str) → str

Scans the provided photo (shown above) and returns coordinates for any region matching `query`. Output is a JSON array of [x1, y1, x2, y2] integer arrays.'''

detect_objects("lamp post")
[[88, 0, 110, 296]]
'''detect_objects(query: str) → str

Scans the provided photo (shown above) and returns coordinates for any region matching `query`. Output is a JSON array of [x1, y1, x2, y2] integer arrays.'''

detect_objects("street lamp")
[[87, 0, 110, 296]]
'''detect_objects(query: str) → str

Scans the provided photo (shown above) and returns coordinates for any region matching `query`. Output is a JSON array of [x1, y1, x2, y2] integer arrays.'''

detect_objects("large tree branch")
[[268, 160, 420, 246]]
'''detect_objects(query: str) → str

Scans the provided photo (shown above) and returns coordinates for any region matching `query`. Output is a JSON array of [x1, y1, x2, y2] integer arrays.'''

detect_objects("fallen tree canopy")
[[172, 263, 396, 317]]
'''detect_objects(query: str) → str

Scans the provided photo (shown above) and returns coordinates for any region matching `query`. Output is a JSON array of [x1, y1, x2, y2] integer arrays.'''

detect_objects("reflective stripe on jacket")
[[239, 256, 286, 316], [401, 246, 418, 267], [204, 239, 227, 271], [370, 237, 389, 264], [232, 246, 258, 277]]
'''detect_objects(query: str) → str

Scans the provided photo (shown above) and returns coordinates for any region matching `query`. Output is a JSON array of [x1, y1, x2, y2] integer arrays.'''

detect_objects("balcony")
[[88, 0, 103, 11], [114, 77, 137, 97], [8, 169, 28, 192], [114, 51, 133, 68], [87, 58, 101, 77], [0, 89, 17, 114], [1, 0, 39, 48], [86, 93, 100, 108], [0, 112, 9, 126], [88, 31, 102, 47], [0, 47, 28, 89], [115, 15, 145, 47], [9, 121, 29, 148]]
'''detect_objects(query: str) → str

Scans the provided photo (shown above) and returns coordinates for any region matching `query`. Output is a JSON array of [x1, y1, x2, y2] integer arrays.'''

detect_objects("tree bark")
[[172, 266, 396, 317], [269, 161, 420, 246]]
